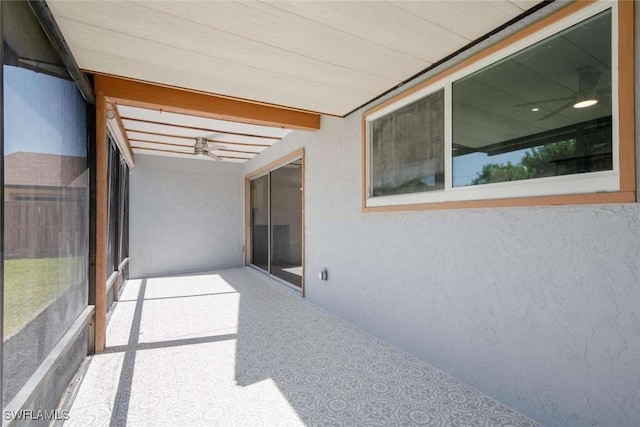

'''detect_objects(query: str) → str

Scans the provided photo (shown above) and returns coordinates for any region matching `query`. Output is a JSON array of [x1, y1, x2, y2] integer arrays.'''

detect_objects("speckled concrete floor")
[[65, 268, 539, 426]]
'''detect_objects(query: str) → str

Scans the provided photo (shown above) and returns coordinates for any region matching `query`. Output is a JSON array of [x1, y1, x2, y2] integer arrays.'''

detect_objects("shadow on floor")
[[68, 268, 538, 426]]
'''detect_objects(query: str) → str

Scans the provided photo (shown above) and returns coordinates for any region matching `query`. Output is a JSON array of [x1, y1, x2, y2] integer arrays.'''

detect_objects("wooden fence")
[[4, 200, 87, 259]]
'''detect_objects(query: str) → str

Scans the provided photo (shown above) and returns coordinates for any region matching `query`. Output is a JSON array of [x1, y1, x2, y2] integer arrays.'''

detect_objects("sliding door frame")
[[248, 172, 271, 275], [244, 149, 305, 296]]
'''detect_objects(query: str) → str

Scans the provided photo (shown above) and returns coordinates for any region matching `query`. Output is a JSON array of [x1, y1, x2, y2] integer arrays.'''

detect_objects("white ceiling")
[[48, 0, 541, 116], [117, 105, 291, 163]]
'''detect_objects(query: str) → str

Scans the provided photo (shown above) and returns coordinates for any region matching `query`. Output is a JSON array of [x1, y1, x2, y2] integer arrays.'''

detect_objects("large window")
[[364, 2, 633, 210], [117, 153, 130, 269], [106, 134, 130, 280], [3, 65, 89, 404], [106, 136, 120, 278]]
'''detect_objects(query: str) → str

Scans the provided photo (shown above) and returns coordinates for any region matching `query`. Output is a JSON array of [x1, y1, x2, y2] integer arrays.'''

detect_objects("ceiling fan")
[[515, 66, 609, 121], [193, 136, 224, 160]]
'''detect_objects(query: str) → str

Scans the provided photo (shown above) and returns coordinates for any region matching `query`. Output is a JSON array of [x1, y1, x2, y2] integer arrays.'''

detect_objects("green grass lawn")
[[3, 257, 85, 338]]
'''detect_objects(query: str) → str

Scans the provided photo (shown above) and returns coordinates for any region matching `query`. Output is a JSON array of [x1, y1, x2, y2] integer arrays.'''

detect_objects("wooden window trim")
[[361, 0, 635, 213], [245, 148, 305, 181]]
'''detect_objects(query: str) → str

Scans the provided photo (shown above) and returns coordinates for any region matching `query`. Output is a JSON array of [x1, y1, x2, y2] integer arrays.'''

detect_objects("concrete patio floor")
[[64, 268, 539, 426]]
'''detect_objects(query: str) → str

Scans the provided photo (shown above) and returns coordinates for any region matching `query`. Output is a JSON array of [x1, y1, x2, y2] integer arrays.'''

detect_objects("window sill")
[[362, 191, 636, 213]]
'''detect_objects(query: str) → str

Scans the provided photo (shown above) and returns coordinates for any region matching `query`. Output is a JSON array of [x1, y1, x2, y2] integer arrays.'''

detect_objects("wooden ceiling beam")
[[120, 116, 281, 140], [95, 74, 321, 131]]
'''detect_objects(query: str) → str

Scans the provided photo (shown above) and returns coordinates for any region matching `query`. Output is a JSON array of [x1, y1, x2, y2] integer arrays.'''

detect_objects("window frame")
[[116, 155, 129, 266], [244, 148, 306, 295], [106, 134, 120, 276], [362, 0, 635, 212]]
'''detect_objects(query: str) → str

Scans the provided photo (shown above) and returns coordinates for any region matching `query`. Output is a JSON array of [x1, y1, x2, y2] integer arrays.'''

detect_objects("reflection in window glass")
[[371, 90, 444, 196], [118, 158, 130, 268], [453, 10, 612, 187], [250, 175, 269, 271], [107, 137, 120, 277], [3, 66, 88, 403], [270, 162, 303, 288]]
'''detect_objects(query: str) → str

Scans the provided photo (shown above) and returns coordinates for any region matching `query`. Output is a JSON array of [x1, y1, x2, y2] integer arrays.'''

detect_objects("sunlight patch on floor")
[[138, 291, 239, 344], [63, 353, 125, 426], [65, 268, 538, 427]]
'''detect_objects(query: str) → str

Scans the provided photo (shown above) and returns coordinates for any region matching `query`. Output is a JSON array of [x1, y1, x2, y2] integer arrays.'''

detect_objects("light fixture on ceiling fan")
[[193, 136, 224, 160], [515, 65, 606, 120], [572, 66, 600, 109]]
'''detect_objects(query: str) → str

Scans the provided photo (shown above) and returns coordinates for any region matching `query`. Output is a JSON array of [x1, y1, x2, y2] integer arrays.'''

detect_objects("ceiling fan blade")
[[206, 151, 221, 161], [202, 143, 225, 151], [537, 101, 574, 121], [514, 96, 574, 107], [202, 132, 223, 140]]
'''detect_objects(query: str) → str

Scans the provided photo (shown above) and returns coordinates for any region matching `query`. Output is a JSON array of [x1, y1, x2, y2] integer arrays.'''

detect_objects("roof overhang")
[[48, 0, 542, 116]]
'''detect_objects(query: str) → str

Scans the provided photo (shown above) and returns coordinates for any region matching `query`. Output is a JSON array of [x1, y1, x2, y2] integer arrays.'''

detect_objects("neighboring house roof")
[[4, 152, 87, 187]]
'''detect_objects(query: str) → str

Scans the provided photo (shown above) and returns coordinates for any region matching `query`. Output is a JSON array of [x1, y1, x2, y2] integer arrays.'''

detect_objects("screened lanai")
[[1, 1, 638, 427]]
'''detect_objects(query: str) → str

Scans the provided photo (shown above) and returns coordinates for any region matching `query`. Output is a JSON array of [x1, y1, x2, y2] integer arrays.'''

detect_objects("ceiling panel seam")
[[130, 0, 416, 82], [70, 47, 380, 103], [248, 0, 442, 62], [55, 16, 386, 97], [344, 0, 553, 117]]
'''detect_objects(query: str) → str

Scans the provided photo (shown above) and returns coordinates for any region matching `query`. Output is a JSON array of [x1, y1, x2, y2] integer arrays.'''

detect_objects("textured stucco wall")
[[242, 3, 640, 427], [130, 154, 244, 278]]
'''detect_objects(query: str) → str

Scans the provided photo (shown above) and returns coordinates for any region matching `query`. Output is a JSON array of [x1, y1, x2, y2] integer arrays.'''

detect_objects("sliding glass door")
[[270, 161, 303, 287], [250, 175, 269, 271], [249, 158, 303, 289]]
